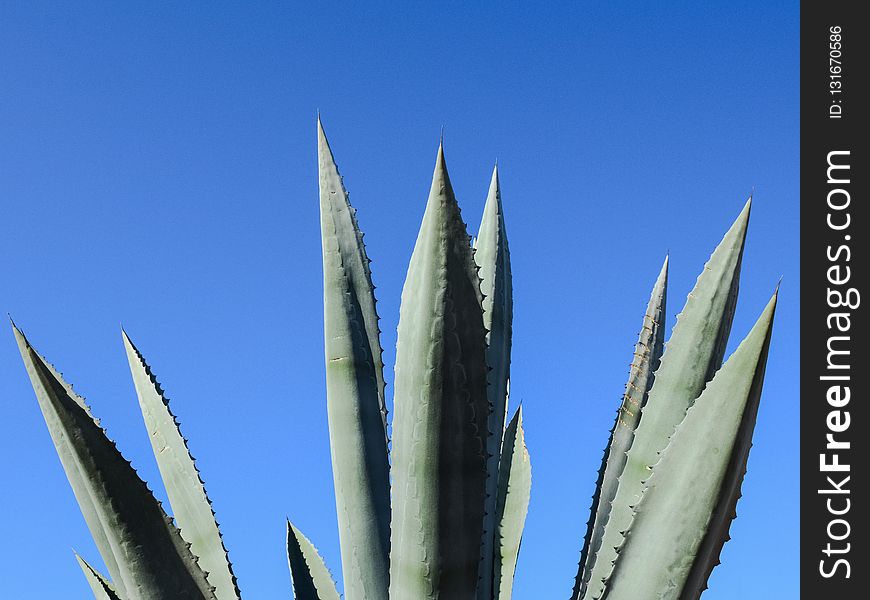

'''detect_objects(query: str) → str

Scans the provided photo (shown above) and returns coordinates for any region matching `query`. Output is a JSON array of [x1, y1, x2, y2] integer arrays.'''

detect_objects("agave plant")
[[291, 119, 529, 600], [568, 199, 778, 600], [14, 118, 775, 600], [12, 117, 531, 600]]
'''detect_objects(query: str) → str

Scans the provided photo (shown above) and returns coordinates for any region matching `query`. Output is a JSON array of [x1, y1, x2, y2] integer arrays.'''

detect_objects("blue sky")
[[0, 2, 798, 598]]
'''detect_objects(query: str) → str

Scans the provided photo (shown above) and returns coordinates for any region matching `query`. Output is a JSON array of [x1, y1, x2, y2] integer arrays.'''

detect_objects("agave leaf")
[[13, 325, 216, 600], [389, 143, 490, 600], [474, 165, 514, 600], [76, 554, 122, 600], [572, 256, 668, 599], [678, 291, 780, 600], [584, 200, 750, 599], [122, 331, 240, 600], [604, 291, 776, 600], [286, 521, 341, 600], [493, 407, 531, 600], [8, 320, 127, 599], [317, 118, 391, 600]]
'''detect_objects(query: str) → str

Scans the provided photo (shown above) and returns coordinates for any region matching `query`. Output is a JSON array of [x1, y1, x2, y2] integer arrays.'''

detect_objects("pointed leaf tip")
[[488, 163, 501, 199], [655, 254, 669, 289], [317, 118, 330, 153], [10, 318, 32, 347], [762, 288, 778, 319], [10, 320, 25, 343], [427, 141, 455, 206], [76, 554, 121, 600], [286, 520, 340, 600]]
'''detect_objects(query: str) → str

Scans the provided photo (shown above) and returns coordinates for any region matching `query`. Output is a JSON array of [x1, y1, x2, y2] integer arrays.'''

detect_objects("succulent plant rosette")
[[14, 119, 775, 600]]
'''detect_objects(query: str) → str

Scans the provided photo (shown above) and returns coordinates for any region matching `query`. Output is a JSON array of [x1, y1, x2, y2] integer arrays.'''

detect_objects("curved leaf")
[[9, 320, 127, 599], [679, 289, 779, 599], [13, 325, 216, 600], [494, 407, 531, 600], [317, 118, 391, 600], [585, 200, 750, 599], [573, 256, 667, 599], [286, 521, 340, 600], [605, 291, 776, 600], [123, 331, 241, 600]]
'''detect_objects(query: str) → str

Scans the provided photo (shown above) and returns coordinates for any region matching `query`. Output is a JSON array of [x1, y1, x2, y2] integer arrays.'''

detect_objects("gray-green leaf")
[[604, 290, 776, 600], [389, 143, 490, 600], [76, 554, 122, 600], [123, 331, 241, 600], [573, 255, 668, 600], [494, 406, 531, 600], [10, 320, 127, 599], [584, 200, 750, 599], [286, 520, 341, 600], [475, 165, 514, 600], [13, 325, 215, 600], [317, 118, 391, 600]]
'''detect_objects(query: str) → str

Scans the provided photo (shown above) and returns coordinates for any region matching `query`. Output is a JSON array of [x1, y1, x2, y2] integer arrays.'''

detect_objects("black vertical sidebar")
[[801, 2, 867, 598]]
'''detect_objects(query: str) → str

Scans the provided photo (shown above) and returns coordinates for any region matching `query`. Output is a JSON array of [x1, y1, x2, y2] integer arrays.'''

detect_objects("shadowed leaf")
[[13, 325, 215, 600], [9, 320, 128, 599], [475, 165, 514, 600], [317, 118, 391, 600], [76, 554, 122, 600], [584, 200, 750, 599], [605, 291, 776, 600], [286, 521, 340, 600], [389, 143, 490, 600], [494, 407, 531, 600]]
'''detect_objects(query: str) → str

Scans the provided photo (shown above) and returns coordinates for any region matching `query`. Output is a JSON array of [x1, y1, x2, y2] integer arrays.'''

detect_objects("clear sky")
[[0, 2, 798, 598]]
